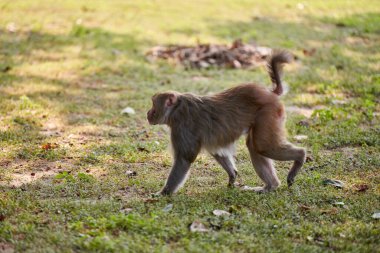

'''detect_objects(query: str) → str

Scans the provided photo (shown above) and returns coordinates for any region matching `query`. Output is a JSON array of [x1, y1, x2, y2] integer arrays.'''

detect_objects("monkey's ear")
[[165, 94, 177, 107]]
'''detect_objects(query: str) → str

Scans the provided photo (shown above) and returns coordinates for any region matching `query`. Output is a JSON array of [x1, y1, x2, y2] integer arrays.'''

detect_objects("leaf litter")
[[146, 39, 273, 69]]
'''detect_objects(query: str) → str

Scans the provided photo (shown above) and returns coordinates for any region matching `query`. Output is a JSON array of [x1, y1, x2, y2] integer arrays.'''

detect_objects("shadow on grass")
[[0, 24, 157, 158], [321, 12, 380, 34]]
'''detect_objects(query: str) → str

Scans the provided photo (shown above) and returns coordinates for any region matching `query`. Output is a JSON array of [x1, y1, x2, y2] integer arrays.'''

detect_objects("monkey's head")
[[147, 92, 178, 125]]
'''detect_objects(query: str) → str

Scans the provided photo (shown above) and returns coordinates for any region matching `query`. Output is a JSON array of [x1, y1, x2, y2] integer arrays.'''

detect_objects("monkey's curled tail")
[[267, 50, 293, 96]]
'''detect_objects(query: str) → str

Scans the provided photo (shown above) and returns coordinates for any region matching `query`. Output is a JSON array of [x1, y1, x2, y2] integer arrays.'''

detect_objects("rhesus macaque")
[[147, 51, 306, 195]]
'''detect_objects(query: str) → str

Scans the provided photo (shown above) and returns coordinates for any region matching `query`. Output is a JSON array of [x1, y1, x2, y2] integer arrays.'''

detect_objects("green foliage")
[[325, 12, 380, 34], [55, 172, 95, 183], [18, 95, 39, 110], [55, 171, 75, 182]]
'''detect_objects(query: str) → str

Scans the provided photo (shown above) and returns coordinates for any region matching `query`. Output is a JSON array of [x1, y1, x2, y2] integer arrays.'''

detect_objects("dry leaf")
[[212, 210, 231, 216], [41, 143, 59, 150], [353, 184, 369, 192], [320, 207, 338, 215], [144, 198, 159, 203], [303, 48, 316, 56], [299, 204, 312, 211], [189, 221, 209, 232]]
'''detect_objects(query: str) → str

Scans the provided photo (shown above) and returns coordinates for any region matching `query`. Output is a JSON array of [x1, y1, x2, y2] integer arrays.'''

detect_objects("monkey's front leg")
[[160, 157, 192, 195]]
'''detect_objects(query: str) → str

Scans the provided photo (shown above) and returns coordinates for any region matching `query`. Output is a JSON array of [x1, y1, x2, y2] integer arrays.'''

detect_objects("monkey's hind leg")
[[246, 134, 281, 192], [252, 132, 306, 187], [252, 108, 306, 187], [259, 142, 305, 187], [212, 154, 238, 187]]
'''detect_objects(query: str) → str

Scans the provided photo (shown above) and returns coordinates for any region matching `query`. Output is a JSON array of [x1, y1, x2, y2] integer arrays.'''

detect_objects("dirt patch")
[[0, 242, 14, 253], [39, 117, 64, 137], [76, 79, 110, 90], [286, 106, 325, 118], [345, 36, 371, 45], [0, 159, 75, 187]]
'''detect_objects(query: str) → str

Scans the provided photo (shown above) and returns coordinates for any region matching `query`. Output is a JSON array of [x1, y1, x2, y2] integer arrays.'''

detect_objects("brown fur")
[[147, 51, 305, 195]]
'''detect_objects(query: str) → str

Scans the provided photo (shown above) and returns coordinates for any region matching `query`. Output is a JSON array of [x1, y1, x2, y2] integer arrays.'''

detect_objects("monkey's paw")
[[155, 188, 174, 196], [287, 178, 295, 187]]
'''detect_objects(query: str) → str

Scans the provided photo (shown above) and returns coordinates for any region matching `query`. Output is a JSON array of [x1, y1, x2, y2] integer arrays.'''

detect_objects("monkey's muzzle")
[[147, 109, 156, 125]]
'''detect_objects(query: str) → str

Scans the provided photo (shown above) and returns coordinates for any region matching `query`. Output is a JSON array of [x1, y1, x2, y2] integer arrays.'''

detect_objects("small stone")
[[126, 170, 137, 177], [189, 221, 209, 232], [322, 179, 344, 188], [294, 135, 308, 141], [121, 107, 135, 115], [212, 210, 231, 216], [162, 204, 173, 212]]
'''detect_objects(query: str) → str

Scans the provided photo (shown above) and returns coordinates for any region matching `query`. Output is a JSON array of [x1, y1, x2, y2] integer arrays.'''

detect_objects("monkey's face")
[[147, 92, 178, 125]]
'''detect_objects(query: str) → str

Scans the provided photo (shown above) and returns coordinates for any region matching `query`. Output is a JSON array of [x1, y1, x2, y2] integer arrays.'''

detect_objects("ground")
[[0, 0, 379, 252]]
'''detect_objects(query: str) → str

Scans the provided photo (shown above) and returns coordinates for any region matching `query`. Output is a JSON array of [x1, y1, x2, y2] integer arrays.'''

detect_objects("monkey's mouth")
[[147, 118, 156, 125], [147, 110, 157, 125]]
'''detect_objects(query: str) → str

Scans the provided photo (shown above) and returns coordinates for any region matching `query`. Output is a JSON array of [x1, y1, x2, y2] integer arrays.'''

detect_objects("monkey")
[[147, 51, 306, 195]]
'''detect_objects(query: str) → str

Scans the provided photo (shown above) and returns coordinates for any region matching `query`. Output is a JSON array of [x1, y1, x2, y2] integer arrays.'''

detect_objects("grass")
[[0, 0, 379, 252]]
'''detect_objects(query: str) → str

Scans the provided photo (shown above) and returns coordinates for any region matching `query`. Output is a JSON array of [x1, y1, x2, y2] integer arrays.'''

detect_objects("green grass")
[[0, 0, 379, 252]]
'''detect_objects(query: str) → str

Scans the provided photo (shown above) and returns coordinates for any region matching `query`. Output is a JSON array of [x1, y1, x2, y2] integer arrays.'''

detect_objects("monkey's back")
[[172, 84, 284, 149]]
